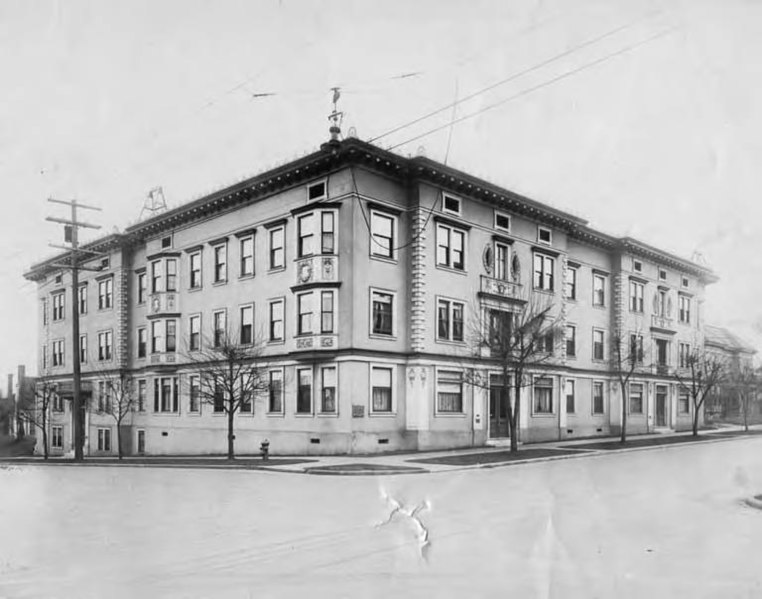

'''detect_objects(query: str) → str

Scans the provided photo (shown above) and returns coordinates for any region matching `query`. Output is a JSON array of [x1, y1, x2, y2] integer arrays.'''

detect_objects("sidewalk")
[[3, 425, 760, 475]]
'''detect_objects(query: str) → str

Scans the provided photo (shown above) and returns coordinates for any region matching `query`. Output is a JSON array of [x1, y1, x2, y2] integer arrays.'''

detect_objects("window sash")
[[137, 328, 147, 358], [593, 382, 605, 414], [297, 369, 312, 413], [240, 237, 254, 276], [371, 212, 394, 257], [189, 253, 202, 289], [321, 367, 337, 413], [165, 320, 176, 353], [372, 292, 393, 335], [593, 275, 605, 306], [593, 331, 604, 360], [534, 379, 554, 413], [566, 326, 576, 357], [151, 260, 162, 293], [214, 245, 227, 283], [321, 212, 335, 254], [138, 273, 147, 303], [437, 370, 463, 413], [321, 291, 334, 334], [298, 214, 315, 258], [564, 268, 577, 299], [269, 301, 284, 341], [269, 227, 285, 269], [240, 306, 253, 345], [189, 316, 200, 351], [298, 293, 313, 335], [268, 371, 283, 413], [371, 367, 393, 412], [565, 380, 575, 413]]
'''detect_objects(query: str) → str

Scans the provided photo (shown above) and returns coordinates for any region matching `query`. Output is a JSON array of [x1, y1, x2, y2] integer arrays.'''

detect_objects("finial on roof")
[[328, 87, 343, 143]]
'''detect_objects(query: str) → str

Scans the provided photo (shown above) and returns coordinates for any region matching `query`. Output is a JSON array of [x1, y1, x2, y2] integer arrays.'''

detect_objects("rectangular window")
[[240, 236, 254, 277], [214, 245, 227, 283], [436, 299, 465, 342], [593, 329, 605, 361], [564, 267, 577, 300], [565, 380, 575, 414], [436, 224, 465, 270], [269, 299, 284, 341], [297, 368, 312, 414], [566, 325, 576, 357], [321, 291, 334, 334], [269, 226, 285, 270], [153, 377, 179, 413], [165, 259, 177, 292], [371, 212, 394, 258], [308, 180, 326, 201], [534, 377, 554, 414], [321, 366, 337, 413], [97, 428, 111, 452], [268, 370, 283, 413], [189, 315, 201, 351], [633, 259, 643, 273], [371, 290, 394, 336], [52, 391, 63, 412], [165, 320, 176, 353], [79, 334, 87, 364], [629, 383, 644, 413], [533, 254, 554, 291], [682, 277, 689, 288], [538, 226, 552, 245], [656, 338, 669, 366], [52, 426, 63, 449], [489, 309, 513, 347], [240, 305, 253, 345], [371, 367, 393, 413], [679, 342, 690, 368], [297, 293, 313, 335], [151, 260, 162, 293], [630, 281, 644, 312], [593, 274, 605, 306], [137, 327, 147, 358], [678, 390, 690, 413], [213, 382, 224, 413], [494, 242, 510, 281], [679, 296, 691, 324], [78, 285, 87, 315], [240, 388, 253, 414], [52, 293, 65, 321], [437, 370, 463, 413], [137, 379, 147, 412], [161, 236, 172, 249], [189, 375, 200, 413], [659, 269, 667, 281], [630, 334, 644, 363], [321, 212, 335, 254], [52, 340, 64, 366], [42, 344, 48, 370], [151, 321, 163, 354], [535, 331, 554, 354], [42, 298, 48, 325], [98, 279, 113, 309], [494, 211, 511, 232], [442, 194, 461, 216], [98, 331, 112, 361], [298, 214, 315, 258], [137, 272, 147, 303], [189, 252, 202, 289], [593, 381, 605, 414], [213, 310, 226, 347]]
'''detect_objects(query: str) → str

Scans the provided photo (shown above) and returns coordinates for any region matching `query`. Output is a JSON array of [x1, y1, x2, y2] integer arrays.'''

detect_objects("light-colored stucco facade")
[[24, 136, 718, 456]]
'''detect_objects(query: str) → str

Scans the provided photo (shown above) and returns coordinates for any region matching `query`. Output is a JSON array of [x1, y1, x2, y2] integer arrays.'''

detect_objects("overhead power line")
[[368, 10, 663, 145], [387, 28, 677, 151]]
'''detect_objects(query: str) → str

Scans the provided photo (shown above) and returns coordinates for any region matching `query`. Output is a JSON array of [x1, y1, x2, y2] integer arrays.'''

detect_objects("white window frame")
[[78, 284, 88, 315], [436, 223, 466, 271], [678, 295, 691, 324], [436, 297, 465, 343], [564, 265, 577, 300], [565, 324, 576, 358], [296, 367, 314, 415], [533, 252, 555, 291], [97, 427, 111, 452], [269, 225, 285, 271], [52, 339, 65, 366], [137, 326, 147, 358], [268, 298, 285, 342], [630, 280, 644, 312], [189, 251, 202, 289], [307, 179, 327, 202], [442, 193, 461, 216], [189, 314, 201, 352], [370, 209, 396, 260], [97, 330, 113, 361], [592, 273, 606, 307], [239, 235, 255, 278], [369, 288, 396, 338], [137, 379, 147, 412], [565, 379, 576, 414], [633, 259, 643, 273], [592, 380, 606, 415], [296, 292, 314, 336], [239, 304, 254, 345], [592, 328, 605, 361], [494, 241, 511, 281], [153, 376, 179, 413], [51, 426, 63, 449], [213, 243, 227, 284], [188, 375, 201, 414], [532, 376, 555, 415], [79, 334, 87, 364], [151, 260, 163, 293], [435, 368, 465, 415], [494, 211, 511, 233], [165, 258, 177, 292], [137, 271, 147, 304], [537, 226, 552, 245], [52, 292, 65, 321], [319, 365, 338, 415], [659, 268, 667, 281], [151, 320, 163, 354], [629, 382, 644, 414], [267, 368, 285, 415], [369, 364, 396, 415], [213, 309, 227, 348]]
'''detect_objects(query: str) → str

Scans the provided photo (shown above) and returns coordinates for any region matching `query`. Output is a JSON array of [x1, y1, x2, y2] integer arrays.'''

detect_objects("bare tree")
[[728, 365, 759, 432], [610, 328, 648, 443], [674, 347, 725, 436], [17, 377, 55, 459], [185, 326, 270, 460], [464, 294, 563, 453], [95, 371, 136, 459]]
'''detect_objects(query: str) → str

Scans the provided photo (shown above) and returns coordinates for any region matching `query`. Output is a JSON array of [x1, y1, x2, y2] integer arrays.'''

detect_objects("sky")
[[1, 0, 760, 378]]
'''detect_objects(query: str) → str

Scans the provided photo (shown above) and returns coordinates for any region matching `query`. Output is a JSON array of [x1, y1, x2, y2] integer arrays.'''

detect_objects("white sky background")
[[1, 0, 760, 377]]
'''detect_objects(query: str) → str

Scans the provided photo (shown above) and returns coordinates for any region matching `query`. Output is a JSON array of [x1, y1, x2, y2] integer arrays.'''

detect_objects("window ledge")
[[239, 274, 255, 281], [434, 412, 466, 418], [317, 413, 339, 418], [152, 413, 181, 417], [369, 333, 397, 341], [531, 413, 556, 418], [532, 288, 555, 296], [266, 412, 285, 418], [268, 267, 286, 274], [188, 287, 203, 293], [186, 413, 202, 417], [370, 255, 398, 265], [212, 280, 228, 287], [435, 265, 467, 276], [267, 339, 285, 346], [368, 412, 397, 418], [435, 339, 467, 347], [294, 413, 315, 418]]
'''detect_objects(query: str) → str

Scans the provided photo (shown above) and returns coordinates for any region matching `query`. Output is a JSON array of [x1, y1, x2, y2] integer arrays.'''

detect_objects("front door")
[[656, 386, 667, 427], [489, 375, 510, 438]]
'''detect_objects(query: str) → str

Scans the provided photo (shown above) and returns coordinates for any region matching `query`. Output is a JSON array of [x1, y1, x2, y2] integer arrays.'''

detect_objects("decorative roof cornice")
[[23, 233, 125, 282]]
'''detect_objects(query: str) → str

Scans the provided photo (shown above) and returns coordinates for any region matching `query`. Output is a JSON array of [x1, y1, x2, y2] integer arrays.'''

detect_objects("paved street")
[[2, 435, 762, 598]]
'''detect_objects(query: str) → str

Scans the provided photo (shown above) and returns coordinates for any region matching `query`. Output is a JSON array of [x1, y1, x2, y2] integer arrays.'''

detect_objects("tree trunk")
[[692, 400, 700, 436], [116, 419, 123, 460], [620, 382, 627, 444], [743, 394, 749, 432], [510, 378, 521, 453], [227, 391, 235, 460], [42, 409, 48, 460]]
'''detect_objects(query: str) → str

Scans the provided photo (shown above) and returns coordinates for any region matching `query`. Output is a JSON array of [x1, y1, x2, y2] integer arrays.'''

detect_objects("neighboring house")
[[705, 325, 758, 422], [23, 134, 719, 455]]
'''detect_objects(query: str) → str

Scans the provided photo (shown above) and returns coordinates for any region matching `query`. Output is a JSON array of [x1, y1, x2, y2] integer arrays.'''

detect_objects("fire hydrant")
[[260, 439, 270, 461]]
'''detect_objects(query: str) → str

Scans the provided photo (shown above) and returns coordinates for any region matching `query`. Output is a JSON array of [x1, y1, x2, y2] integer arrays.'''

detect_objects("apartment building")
[[24, 136, 718, 455]]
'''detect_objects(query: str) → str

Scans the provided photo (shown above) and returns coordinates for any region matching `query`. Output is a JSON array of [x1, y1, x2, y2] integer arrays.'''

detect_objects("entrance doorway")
[[489, 374, 510, 438], [655, 385, 668, 427]]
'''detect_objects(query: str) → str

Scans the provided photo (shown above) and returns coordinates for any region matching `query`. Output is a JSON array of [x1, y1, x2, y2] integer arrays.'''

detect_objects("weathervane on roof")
[[328, 86, 343, 142]]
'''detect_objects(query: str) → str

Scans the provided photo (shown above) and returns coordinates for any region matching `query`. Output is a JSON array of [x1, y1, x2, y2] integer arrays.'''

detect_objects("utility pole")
[[46, 199, 102, 461]]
